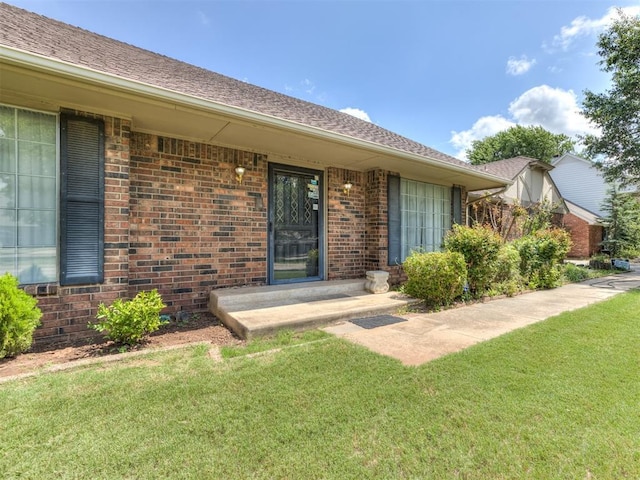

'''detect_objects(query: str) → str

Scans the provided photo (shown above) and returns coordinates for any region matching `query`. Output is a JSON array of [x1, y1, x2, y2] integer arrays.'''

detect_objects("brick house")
[[0, 3, 506, 344], [562, 201, 604, 258]]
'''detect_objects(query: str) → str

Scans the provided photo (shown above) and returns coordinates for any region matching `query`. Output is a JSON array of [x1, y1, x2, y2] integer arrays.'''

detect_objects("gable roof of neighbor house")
[[468, 156, 567, 213], [474, 156, 553, 181], [0, 2, 508, 190]]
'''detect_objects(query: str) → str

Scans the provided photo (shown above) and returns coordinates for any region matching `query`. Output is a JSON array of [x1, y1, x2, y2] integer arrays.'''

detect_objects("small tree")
[[598, 187, 640, 258]]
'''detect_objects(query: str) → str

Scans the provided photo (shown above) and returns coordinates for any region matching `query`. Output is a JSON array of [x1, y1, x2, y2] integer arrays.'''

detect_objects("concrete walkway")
[[323, 268, 640, 366]]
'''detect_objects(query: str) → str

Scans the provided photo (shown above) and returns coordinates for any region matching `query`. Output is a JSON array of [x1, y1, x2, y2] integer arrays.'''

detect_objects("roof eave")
[[1, 45, 508, 188]]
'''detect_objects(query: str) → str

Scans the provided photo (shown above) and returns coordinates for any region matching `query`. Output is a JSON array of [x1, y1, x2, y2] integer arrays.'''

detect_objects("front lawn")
[[1, 292, 639, 479]]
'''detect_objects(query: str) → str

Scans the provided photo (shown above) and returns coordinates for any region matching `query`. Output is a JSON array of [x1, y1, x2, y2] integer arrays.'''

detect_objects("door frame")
[[267, 163, 324, 285]]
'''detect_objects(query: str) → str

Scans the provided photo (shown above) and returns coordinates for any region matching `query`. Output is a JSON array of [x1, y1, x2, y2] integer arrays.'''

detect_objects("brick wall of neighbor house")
[[326, 168, 367, 280], [563, 213, 603, 258], [26, 112, 131, 344], [128, 134, 269, 315]]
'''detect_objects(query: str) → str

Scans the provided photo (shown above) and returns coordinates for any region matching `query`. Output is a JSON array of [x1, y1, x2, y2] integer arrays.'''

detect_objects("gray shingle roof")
[[0, 2, 479, 172], [473, 156, 550, 181]]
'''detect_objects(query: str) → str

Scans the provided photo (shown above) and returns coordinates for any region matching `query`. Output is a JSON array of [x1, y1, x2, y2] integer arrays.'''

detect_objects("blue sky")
[[8, 0, 640, 159]]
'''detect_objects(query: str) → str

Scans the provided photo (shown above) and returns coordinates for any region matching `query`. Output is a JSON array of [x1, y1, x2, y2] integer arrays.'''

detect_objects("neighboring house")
[[0, 4, 507, 344], [550, 153, 609, 218], [562, 200, 604, 258], [468, 156, 567, 237], [550, 153, 613, 258]]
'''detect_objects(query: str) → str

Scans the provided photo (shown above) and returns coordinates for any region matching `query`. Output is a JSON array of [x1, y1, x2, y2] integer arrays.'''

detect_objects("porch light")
[[343, 181, 353, 196], [235, 165, 246, 184]]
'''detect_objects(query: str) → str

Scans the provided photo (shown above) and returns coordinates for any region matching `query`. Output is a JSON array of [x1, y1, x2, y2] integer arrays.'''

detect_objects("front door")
[[268, 164, 323, 284]]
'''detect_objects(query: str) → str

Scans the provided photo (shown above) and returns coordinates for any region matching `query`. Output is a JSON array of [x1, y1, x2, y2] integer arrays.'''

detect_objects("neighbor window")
[[0, 106, 58, 283]]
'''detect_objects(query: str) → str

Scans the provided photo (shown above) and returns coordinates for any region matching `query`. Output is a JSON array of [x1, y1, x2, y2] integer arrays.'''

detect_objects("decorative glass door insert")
[[268, 164, 323, 284]]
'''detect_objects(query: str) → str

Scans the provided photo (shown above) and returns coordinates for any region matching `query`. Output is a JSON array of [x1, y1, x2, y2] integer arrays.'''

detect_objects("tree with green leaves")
[[598, 187, 640, 258], [581, 11, 640, 186], [467, 125, 575, 165]]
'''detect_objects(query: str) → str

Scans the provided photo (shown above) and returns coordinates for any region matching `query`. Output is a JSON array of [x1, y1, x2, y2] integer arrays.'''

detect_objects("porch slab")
[[209, 279, 419, 339]]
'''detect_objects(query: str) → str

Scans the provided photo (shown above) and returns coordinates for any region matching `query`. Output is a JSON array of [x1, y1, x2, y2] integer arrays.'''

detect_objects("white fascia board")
[[1, 45, 507, 186]]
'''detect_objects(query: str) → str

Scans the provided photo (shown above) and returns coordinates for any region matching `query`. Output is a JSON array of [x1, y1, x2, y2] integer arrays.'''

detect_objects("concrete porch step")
[[209, 279, 418, 339]]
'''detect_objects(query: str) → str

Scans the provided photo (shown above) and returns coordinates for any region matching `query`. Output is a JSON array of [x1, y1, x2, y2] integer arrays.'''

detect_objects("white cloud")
[[548, 5, 640, 51], [340, 107, 371, 122], [450, 115, 515, 159], [450, 85, 599, 160], [506, 55, 536, 76], [508, 85, 596, 137]]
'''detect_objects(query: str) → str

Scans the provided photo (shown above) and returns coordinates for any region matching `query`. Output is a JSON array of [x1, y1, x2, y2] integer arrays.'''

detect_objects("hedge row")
[[403, 224, 572, 305]]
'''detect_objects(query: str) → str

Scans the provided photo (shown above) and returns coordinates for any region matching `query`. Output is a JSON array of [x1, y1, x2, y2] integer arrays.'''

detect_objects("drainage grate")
[[350, 315, 407, 329]]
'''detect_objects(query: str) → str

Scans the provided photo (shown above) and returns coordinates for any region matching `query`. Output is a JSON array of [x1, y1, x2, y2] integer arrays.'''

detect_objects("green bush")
[[444, 224, 503, 297], [563, 263, 591, 283], [494, 243, 522, 283], [490, 244, 524, 296], [403, 251, 467, 307], [0, 273, 42, 358], [91, 289, 167, 344], [515, 228, 572, 289]]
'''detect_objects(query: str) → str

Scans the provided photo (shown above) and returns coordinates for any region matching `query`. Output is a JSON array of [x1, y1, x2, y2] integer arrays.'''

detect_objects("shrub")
[[589, 253, 612, 270], [444, 224, 503, 297], [563, 263, 591, 283], [403, 251, 467, 307], [91, 290, 167, 344], [490, 244, 524, 296], [494, 243, 522, 283], [515, 228, 572, 289], [0, 273, 42, 358]]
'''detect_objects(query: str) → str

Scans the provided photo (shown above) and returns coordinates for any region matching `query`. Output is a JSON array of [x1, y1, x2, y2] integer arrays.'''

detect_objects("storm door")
[[268, 164, 323, 284]]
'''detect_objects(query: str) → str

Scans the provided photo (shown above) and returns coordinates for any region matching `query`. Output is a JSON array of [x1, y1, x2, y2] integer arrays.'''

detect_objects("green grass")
[[220, 328, 330, 358], [2, 292, 640, 479]]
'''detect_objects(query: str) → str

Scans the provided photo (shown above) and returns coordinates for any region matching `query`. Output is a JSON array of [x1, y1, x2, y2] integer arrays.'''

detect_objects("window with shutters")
[[0, 105, 58, 284], [0, 105, 104, 285]]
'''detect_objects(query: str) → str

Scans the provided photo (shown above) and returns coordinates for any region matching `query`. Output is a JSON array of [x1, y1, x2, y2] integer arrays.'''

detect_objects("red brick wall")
[[28, 112, 131, 343], [563, 213, 603, 258], [364, 169, 404, 284], [326, 168, 367, 279], [128, 133, 268, 312], [26, 119, 470, 344]]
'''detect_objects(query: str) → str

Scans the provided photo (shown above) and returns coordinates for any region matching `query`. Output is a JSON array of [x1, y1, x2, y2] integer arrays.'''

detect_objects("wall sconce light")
[[235, 165, 246, 184], [343, 181, 353, 196]]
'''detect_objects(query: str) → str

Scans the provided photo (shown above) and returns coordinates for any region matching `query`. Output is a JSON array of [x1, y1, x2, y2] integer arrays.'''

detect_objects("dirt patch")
[[0, 312, 243, 379]]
